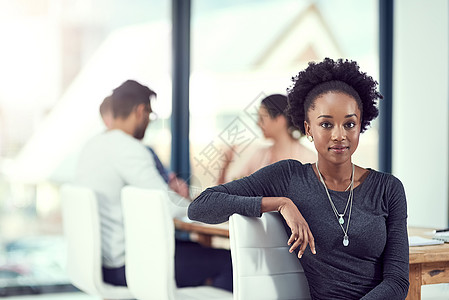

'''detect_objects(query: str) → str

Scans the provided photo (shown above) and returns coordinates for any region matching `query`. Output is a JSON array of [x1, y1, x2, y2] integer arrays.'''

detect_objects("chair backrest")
[[60, 184, 103, 294], [60, 184, 132, 299], [121, 186, 176, 300], [229, 212, 311, 300]]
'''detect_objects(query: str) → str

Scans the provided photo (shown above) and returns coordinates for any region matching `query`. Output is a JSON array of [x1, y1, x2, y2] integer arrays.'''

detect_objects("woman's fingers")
[[289, 231, 302, 253], [287, 226, 299, 245], [308, 229, 316, 254], [279, 201, 316, 257], [298, 228, 309, 258], [288, 226, 317, 257], [287, 232, 296, 246]]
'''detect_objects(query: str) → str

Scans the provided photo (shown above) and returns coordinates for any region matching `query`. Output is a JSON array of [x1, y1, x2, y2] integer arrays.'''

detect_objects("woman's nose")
[[331, 126, 346, 141]]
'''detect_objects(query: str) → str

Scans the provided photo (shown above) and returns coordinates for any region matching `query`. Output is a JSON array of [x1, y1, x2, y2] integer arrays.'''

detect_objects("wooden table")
[[407, 227, 449, 300], [176, 221, 449, 299], [174, 219, 229, 247]]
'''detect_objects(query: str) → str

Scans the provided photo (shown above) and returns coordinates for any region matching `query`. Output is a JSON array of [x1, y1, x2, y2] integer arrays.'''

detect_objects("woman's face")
[[304, 92, 361, 165], [257, 105, 285, 139]]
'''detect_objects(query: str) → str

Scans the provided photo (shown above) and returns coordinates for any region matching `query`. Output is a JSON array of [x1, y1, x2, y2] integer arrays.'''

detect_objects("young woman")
[[189, 58, 409, 299], [217, 94, 316, 184]]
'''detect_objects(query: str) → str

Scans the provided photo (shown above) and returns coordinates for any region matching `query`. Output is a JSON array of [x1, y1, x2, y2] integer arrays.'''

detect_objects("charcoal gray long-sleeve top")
[[188, 160, 409, 300]]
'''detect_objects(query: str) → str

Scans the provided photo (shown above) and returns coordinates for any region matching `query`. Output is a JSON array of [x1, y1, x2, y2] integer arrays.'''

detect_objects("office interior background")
[[0, 0, 447, 297]]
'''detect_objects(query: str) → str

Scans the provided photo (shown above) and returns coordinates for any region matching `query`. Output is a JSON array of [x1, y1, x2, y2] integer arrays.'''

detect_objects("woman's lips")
[[329, 146, 349, 153]]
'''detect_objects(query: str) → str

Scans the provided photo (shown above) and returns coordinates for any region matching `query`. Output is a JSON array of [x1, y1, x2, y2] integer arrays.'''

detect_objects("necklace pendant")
[[343, 235, 349, 247], [338, 215, 344, 225]]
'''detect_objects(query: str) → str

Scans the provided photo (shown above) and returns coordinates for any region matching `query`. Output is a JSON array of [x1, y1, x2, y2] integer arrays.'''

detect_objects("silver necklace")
[[316, 161, 354, 247]]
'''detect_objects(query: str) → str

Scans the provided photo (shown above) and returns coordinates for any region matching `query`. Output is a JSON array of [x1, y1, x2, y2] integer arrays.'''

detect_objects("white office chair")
[[121, 186, 233, 300], [229, 212, 311, 300], [60, 184, 134, 299]]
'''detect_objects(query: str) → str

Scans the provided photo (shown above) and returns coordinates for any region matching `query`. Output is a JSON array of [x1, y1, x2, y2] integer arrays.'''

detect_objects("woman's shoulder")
[[248, 159, 312, 186], [271, 159, 312, 175], [363, 168, 405, 193], [365, 168, 402, 183], [253, 144, 272, 159]]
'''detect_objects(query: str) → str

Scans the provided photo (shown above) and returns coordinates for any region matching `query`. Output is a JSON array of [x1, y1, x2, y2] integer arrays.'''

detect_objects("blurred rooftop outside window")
[[190, 0, 379, 189]]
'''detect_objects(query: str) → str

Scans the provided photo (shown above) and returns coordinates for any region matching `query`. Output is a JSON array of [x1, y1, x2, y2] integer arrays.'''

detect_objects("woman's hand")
[[278, 199, 316, 258], [217, 146, 235, 184], [168, 173, 190, 199], [261, 197, 316, 258]]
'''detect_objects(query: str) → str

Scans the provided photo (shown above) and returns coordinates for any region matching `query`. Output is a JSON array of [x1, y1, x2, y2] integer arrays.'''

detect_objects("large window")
[[0, 0, 170, 294], [190, 0, 379, 190]]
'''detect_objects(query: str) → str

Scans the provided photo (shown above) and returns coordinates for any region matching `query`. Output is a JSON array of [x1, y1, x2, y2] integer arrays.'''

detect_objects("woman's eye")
[[345, 122, 356, 129], [320, 122, 332, 129]]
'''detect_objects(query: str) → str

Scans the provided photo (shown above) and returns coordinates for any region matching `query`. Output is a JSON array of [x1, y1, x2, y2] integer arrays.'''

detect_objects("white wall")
[[393, 0, 449, 227]]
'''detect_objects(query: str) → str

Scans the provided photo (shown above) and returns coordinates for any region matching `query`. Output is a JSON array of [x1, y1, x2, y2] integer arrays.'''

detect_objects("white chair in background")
[[229, 212, 311, 300], [60, 184, 134, 299], [121, 186, 233, 300]]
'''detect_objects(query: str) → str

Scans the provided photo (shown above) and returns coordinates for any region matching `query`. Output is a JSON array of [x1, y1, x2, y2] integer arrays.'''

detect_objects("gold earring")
[[307, 135, 314, 142]]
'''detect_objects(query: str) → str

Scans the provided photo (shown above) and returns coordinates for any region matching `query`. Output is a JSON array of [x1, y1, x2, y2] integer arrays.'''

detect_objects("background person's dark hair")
[[287, 58, 382, 134], [111, 80, 157, 119], [99, 95, 112, 116], [261, 94, 301, 137]]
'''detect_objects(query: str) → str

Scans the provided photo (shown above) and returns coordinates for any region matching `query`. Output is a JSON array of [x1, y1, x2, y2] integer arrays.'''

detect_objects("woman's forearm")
[[261, 196, 290, 212], [188, 188, 262, 224]]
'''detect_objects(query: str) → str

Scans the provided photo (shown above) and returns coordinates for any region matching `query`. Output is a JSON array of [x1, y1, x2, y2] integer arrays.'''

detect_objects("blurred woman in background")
[[217, 94, 316, 184]]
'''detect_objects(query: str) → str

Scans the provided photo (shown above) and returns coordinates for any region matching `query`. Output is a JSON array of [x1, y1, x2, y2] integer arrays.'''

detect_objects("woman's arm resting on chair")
[[262, 197, 316, 258]]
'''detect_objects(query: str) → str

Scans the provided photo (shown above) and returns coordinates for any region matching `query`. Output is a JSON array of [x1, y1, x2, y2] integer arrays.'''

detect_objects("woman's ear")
[[304, 120, 312, 136]]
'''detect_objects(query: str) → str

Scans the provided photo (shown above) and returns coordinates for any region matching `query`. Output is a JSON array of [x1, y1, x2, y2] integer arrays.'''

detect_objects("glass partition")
[[0, 0, 170, 295]]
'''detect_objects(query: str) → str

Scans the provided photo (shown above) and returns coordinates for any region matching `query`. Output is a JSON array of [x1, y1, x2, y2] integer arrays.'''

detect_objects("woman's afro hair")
[[287, 58, 382, 134]]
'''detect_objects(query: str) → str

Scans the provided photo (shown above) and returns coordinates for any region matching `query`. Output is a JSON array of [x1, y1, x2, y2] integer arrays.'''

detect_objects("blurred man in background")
[[76, 80, 232, 291]]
